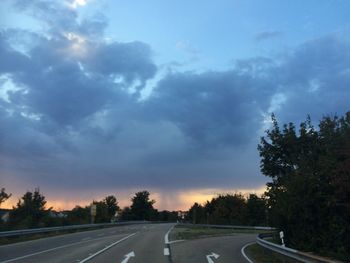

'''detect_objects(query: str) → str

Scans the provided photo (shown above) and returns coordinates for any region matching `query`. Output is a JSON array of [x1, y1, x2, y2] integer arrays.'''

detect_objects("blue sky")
[[0, 0, 350, 210]]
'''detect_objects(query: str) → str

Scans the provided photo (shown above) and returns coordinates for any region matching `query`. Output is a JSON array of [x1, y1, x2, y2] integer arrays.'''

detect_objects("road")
[[0, 223, 256, 263]]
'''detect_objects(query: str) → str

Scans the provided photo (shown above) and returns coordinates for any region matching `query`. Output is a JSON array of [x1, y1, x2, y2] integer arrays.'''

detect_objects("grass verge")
[[245, 243, 301, 263]]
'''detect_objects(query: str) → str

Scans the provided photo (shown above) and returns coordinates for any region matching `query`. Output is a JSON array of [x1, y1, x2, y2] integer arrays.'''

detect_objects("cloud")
[[254, 30, 283, 42], [1, 0, 350, 202], [272, 35, 350, 122], [144, 69, 274, 148]]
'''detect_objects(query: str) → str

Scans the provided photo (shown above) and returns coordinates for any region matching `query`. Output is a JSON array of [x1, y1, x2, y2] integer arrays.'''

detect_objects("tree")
[[258, 113, 350, 258], [187, 202, 205, 224], [92, 200, 112, 223], [209, 194, 247, 225], [66, 206, 90, 225], [246, 194, 267, 226], [104, 195, 119, 219], [0, 188, 11, 207], [120, 206, 133, 220], [130, 191, 155, 220], [9, 189, 51, 228]]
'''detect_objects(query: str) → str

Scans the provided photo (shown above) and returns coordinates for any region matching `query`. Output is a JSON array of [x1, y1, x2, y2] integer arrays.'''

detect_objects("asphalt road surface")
[[0, 223, 255, 263]]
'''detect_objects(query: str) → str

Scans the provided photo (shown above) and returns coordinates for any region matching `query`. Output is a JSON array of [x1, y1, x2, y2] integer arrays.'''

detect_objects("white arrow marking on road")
[[121, 251, 135, 263], [206, 252, 220, 263]]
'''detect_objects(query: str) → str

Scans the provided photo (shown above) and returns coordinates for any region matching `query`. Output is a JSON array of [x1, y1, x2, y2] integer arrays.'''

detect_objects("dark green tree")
[[104, 195, 119, 219], [258, 113, 350, 259], [130, 191, 155, 220], [93, 201, 110, 223], [209, 194, 247, 225], [187, 202, 205, 224], [9, 189, 51, 228], [246, 194, 267, 226], [66, 206, 90, 225], [120, 206, 133, 220]]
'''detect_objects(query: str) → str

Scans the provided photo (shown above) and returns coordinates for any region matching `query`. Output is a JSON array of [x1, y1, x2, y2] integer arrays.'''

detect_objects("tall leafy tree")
[[258, 112, 350, 258], [104, 195, 119, 219], [9, 189, 51, 228], [130, 191, 155, 220]]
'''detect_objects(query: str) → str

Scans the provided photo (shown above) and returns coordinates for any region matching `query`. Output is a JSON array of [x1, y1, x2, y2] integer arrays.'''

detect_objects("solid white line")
[[164, 225, 175, 244], [0, 234, 135, 263], [163, 248, 170, 256], [79, 233, 136, 263], [241, 242, 255, 263]]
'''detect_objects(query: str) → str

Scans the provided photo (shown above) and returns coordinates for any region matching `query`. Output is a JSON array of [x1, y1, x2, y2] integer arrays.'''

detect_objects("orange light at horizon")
[[0, 186, 267, 212]]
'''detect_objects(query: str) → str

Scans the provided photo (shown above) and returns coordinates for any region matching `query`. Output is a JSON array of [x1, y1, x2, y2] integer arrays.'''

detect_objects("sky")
[[0, 0, 350, 211]]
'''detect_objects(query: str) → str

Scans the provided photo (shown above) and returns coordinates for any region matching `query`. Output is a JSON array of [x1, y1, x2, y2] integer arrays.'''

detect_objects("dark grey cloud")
[[83, 41, 157, 85], [144, 69, 274, 148], [255, 30, 283, 42]]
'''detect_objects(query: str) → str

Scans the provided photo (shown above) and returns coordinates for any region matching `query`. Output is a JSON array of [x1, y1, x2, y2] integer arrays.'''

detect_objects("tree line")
[[0, 189, 178, 230], [186, 193, 267, 226], [257, 112, 350, 259]]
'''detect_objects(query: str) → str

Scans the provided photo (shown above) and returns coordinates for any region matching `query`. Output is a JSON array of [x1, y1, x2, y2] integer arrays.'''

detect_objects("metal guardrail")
[[0, 221, 150, 238], [179, 223, 275, 231], [257, 233, 343, 263]]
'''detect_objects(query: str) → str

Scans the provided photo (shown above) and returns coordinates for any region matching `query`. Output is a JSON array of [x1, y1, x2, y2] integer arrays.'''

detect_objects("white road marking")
[[0, 233, 136, 263], [206, 252, 220, 263], [164, 225, 175, 244], [241, 242, 255, 263], [121, 251, 135, 263], [163, 248, 170, 256], [97, 233, 104, 237], [81, 237, 91, 241], [78, 233, 136, 263]]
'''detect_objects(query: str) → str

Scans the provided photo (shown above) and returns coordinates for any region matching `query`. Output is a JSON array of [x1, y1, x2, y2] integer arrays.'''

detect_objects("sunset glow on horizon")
[[1, 186, 267, 212]]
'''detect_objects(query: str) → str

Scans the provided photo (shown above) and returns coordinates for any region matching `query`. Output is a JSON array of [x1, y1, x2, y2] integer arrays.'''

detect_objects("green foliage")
[[258, 112, 350, 258], [246, 194, 267, 226], [130, 191, 156, 220], [66, 206, 90, 225], [120, 206, 133, 220], [158, 210, 178, 221], [188, 202, 206, 224], [9, 189, 51, 228], [104, 195, 119, 219], [187, 194, 267, 226]]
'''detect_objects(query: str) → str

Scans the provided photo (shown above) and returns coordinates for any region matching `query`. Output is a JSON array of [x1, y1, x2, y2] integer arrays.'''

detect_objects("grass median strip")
[[170, 225, 272, 241]]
